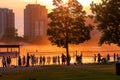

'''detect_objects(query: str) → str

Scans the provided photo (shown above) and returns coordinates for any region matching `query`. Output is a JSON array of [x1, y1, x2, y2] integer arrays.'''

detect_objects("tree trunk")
[[66, 39, 70, 66]]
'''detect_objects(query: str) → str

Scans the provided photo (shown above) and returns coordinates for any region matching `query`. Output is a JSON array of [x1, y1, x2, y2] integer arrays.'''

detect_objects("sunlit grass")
[[0, 63, 120, 80]]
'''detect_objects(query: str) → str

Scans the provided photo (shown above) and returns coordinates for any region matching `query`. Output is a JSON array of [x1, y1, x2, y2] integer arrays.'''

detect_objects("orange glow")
[[0, 0, 101, 36]]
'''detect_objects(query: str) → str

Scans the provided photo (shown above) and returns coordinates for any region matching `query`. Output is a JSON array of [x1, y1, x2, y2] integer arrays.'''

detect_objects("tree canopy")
[[47, 0, 93, 65], [90, 0, 120, 46]]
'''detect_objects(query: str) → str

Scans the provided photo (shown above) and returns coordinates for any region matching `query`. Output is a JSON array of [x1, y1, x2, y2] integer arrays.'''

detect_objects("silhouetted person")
[[6, 57, 9, 67], [9, 56, 11, 66], [18, 56, 22, 67], [22, 55, 25, 66], [58, 56, 60, 65], [98, 53, 101, 63], [2, 56, 7, 68], [94, 54, 97, 63], [26, 53, 30, 67], [113, 53, 116, 61], [43, 56, 46, 65], [80, 53, 82, 64], [61, 53, 66, 65], [31, 55, 36, 66], [107, 54, 110, 62], [76, 55, 79, 64], [39, 56, 43, 65]]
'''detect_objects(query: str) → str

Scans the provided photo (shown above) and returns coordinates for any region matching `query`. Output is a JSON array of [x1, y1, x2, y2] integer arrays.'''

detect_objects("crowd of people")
[[76, 53, 83, 65], [2, 56, 11, 68], [18, 53, 62, 67], [93, 53, 120, 63], [1, 52, 120, 68], [1, 53, 69, 68]]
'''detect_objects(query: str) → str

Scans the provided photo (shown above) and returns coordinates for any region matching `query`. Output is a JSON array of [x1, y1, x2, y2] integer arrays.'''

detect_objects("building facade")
[[0, 8, 14, 39], [24, 4, 48, 40]]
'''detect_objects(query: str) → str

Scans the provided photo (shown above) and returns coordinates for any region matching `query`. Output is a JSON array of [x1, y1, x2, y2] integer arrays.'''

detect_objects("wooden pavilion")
[[0, 45, 20, 57]]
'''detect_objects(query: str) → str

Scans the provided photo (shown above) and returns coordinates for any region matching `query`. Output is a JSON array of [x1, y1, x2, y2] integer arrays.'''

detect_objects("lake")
[[0, 44, 120, 67]]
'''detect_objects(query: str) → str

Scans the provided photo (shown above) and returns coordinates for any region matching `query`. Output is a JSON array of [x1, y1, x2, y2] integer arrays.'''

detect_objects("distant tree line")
[[0, 27, 24, 43], [0, 27, 49, 45]]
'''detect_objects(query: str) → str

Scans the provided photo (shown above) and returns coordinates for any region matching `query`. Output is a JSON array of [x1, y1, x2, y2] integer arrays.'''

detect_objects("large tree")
[[90, 0, 120, 46], [47, 0, 93, 65]]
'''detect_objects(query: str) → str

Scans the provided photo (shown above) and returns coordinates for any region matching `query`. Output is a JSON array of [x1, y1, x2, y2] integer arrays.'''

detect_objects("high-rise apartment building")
[[0, 8, 14, 39], [24, 4, 48, 40]]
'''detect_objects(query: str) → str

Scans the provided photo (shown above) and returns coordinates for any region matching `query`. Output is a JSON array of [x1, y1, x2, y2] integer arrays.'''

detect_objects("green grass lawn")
[[0, 63, 120, 80]]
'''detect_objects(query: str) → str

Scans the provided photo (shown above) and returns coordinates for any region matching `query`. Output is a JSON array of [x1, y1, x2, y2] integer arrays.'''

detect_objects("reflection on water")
[[0, 45, 120, 67]]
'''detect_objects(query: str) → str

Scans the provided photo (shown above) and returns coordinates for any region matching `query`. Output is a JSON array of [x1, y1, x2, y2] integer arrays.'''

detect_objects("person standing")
[[39, 56, 43, 66], [22, 55, 25, 66], [43, 56, 46, 66], [2, 56, 7, 68], [61, 53, 65, 65], [94, 54, 97, 63], [52, 56, 55, 64], [79, 53, 82, 64], [58, 56, 60, 65], [26, 53, 30, 67], [98, 53, 101, 63], [113, 53, 116, 62], [107, 54, 110, 62], [9, 56, 11, 67], [31, 55, 36, 66], [18, 56, 22, 67], [7, 56, 11, 67], [6, 57, 9, 67]]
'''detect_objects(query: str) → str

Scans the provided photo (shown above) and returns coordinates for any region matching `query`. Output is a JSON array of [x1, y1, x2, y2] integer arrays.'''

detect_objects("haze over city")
[[0, 0, 119, 50], [0, 0, 101, 36]]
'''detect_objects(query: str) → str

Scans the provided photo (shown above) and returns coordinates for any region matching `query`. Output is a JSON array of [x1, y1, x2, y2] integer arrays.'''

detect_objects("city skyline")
[[24, 4, 48, 40], [0, 8, 15, 39], [0, 0, 101, 36]]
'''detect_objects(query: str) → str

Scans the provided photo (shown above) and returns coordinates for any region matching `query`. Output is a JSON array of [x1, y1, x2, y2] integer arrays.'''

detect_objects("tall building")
[[24, 4, 48, 40], [0, 8, 14, 39]]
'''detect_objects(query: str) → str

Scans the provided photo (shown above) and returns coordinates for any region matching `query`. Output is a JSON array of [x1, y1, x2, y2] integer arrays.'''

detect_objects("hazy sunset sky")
[[0, 0, 101, 36]]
